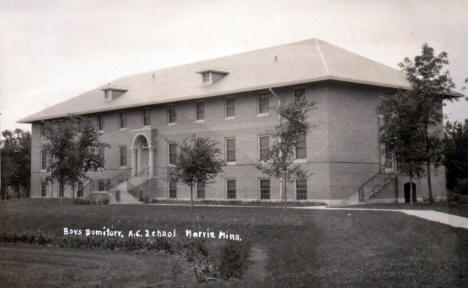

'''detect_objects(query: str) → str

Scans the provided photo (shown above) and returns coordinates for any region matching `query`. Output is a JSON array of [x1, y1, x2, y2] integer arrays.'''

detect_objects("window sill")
[[119, 166, 128, 169], [293, 159, 307, 164], [40, 169, 47, 173], [119, 128, 128, 132], [256, 113, 269, 117], [195, 119, 205, 123], [226, 162, 236, 166], [224, 116, 236, 120], [168, 123, 176, 126]]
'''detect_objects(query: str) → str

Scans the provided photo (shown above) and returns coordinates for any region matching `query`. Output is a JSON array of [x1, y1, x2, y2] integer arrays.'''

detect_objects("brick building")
[[19, 39, 449, 204]]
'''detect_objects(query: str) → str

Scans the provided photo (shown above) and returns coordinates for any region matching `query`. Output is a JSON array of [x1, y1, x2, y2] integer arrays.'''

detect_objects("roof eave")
[[17, 75, 412, 124]]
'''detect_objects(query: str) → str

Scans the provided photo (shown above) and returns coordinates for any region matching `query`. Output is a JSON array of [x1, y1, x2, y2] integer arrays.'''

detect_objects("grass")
[[1, 199, 468, 287], [0, 243, 193, 288]]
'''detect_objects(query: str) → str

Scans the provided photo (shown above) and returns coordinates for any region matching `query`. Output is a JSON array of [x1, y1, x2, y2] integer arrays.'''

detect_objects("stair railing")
[[358, 170, 397, 202], [358, 170, 382, 202], [127, 167, 151, 201]]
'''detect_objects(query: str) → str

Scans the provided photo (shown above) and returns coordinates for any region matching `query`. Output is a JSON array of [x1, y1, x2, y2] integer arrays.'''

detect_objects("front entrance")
[[132, 135, 150, 177], [404, 182, 417, 203]]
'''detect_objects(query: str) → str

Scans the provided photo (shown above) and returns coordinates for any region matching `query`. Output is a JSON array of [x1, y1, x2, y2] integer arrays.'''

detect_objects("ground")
[[1, 199, 468, 287]]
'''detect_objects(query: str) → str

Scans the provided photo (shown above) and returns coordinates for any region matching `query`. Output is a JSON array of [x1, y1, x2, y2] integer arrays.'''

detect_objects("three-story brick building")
[[19, 39, 450, 204]]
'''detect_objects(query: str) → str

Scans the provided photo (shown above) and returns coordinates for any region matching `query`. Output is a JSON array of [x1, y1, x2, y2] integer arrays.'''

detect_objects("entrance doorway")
[[404, 182, 417, 203], [132, 135, 150, 177]]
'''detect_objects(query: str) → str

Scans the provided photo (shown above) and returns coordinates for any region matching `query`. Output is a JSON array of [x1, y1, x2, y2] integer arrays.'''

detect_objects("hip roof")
[[19, 39, 416, 123]]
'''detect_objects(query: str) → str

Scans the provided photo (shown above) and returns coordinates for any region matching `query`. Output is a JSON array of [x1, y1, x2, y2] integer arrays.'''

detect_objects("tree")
[[443, 120, 468, 193], [42, 116, 108, 201], [398, 43, 455, 203], [256, 96, 314, 205], [379, 90, 426, 204], [0, 129, 31, 199], [172, 135, 225, 209]]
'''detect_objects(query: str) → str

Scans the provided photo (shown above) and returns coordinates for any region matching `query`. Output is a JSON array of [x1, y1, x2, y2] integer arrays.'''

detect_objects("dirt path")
[[243, 245, 269, 282]]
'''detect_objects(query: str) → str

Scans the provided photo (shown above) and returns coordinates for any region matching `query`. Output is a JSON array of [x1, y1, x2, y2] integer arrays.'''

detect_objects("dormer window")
[[202, 72, 211, 83], [101, 86, 128, 102], [198, 68, 229, 85]]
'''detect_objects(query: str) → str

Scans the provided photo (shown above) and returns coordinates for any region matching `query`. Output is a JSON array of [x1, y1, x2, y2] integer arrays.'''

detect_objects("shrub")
[[183, 236, 251, 282], [218, 240, 250, 279], [74, 192, 111, 205], [73, 198, 92, 205]]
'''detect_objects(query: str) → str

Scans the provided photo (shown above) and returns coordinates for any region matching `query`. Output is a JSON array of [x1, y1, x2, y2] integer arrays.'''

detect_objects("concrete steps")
[[345, 172, 397, 205], [111, 180, 141, 205]]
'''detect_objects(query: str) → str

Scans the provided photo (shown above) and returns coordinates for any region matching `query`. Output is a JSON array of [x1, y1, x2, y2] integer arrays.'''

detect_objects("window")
[[226, 179, 236, 199], [226, 138, 236, 162], [260, 179, 270, 200], [293, 87, 305, 103], [195, 102, 205, 121], [296, 178, 307, 200], [39, 123, 44, 137], [119, 146, 127, 167], [77, 182, 84, 198], [197, 181, 205, 199], [99, 147, 105, 167], [59, 184, 64, 197], [119, 112, 127, 129], [41, 150, 47, 170], [225, 97, 235, 118], [259, 136, 270, 161], [97, 115, 104, 131], [168, 105, 176, 124], [202, 72, 210, 83], [169, 143, 177, 165], [258, 92, 270, 114], [143, 109, 151, 126], [41, 182, 47, 197], [295, 134, 306, 160], [169, 180, 177, 198]]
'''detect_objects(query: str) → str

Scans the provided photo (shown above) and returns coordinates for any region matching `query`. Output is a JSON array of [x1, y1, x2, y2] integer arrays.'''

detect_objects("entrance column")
[[149, 146, 154, 177], [132, 149, 138, 177]]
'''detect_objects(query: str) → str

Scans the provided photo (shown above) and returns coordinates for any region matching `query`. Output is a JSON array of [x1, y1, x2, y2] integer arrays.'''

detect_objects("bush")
[[183, 236, 251, 282], [74, 192, 110, 205], [218, 240, 250, 280], [73, 198, 92, 205]]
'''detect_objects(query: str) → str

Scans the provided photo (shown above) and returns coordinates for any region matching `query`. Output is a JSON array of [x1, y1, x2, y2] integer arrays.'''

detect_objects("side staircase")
[[346, 171, 397, 205]]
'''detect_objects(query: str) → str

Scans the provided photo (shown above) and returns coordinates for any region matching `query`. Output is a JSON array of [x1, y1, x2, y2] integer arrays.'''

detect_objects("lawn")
[[1, 199, 468, 287]]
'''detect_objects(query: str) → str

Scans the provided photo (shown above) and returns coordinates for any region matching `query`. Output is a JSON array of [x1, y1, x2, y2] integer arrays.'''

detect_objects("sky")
[[0, 0, 467, 132]]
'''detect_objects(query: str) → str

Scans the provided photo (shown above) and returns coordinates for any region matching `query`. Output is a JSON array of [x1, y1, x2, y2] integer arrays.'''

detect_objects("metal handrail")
[[358, 169, 382, 192], [82, 168, 131, 193], [359, 171, 397, 202]]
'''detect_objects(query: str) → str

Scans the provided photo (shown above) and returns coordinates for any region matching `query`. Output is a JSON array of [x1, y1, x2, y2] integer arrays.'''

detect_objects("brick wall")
[[29, 81, 446, 202]]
